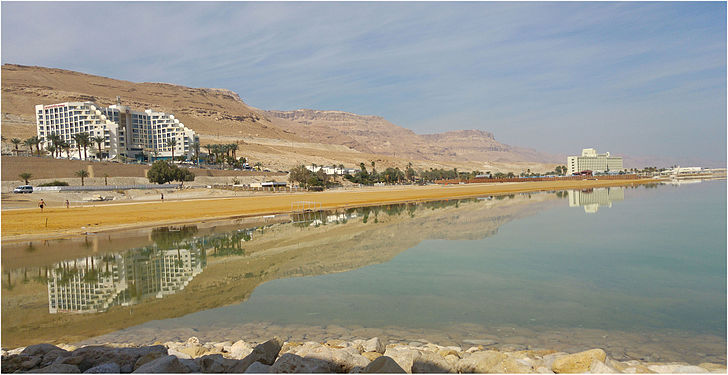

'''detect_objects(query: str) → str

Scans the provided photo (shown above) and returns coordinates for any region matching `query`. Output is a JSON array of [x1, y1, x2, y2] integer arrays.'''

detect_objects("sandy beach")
[[2, 178, 657, 242]]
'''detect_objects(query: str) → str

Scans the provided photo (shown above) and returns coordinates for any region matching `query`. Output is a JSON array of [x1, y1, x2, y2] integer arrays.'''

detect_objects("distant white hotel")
[[567, 148, 623, 175], [36, 100, 198, 161]]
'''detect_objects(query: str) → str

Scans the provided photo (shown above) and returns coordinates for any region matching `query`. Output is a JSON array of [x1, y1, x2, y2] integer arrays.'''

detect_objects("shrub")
[[37, 180, 69, 187], [147, 160, 195, 184]]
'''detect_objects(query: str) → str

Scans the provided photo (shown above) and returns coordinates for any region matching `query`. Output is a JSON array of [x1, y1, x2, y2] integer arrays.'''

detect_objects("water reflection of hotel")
[[568, 187, 624, 213], [47, 248, 205, 314]]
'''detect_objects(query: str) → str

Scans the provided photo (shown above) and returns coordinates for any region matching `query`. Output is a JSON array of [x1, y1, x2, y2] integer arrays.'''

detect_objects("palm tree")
[[203, 144, 213, 164], [28, 136, 42, 155], [230, 143, 238, 160], [46, 144, 56, 157], [46, 133, 60, 157], [11, 138, 21, 155], [72, 134, 84, 159], [18, 172, 32, 184], [192, 140, 200, 166], [61, 141, 71, 159], [23, 138, 34, 155], [167, 138, 177, 162], [75, 170, 89, 186], [79, 133, 91, 160], [92, 136, 105, 159]]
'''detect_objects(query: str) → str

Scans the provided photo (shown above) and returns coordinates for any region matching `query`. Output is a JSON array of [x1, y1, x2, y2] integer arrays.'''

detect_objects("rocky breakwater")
[[2, 337, 725, 373]]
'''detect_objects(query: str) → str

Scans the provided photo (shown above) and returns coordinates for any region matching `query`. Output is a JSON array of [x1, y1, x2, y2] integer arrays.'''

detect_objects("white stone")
[[167, 348, 192, 360], [363, 337, 385, 354], [298, 344, 369, 373], [230, 340, 255, 360], [383, 347, 421, 373]]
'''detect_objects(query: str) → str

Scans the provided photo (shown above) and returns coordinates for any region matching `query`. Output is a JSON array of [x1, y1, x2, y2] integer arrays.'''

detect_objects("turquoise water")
[[3, 180, 725, 362], [149, 181, 726, 343]]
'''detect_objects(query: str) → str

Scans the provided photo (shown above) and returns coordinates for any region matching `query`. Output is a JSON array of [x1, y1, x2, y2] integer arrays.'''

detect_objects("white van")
[[13, 185, 33, 194]]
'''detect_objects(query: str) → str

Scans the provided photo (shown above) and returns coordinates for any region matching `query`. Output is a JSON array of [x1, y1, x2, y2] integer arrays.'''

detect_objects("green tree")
[[46, 133, 61, 157], [175, 167, 195, 186], [46, 144, 56, 157], [92, 136, 105, 159], [23, 138, 34, 155], [405, 162, 417, 182], [230, 143, 238, 160], [60, 141, 71, 159], [203, 144, 213, 164], [79, 133, 91, 160], [167, 138, 177, 162], [75, 170, 89, 186], [147, 160, 177, 184], [11, 138, 21, 155], [147, 160, 195, 185], [192, 140, 200, 166], [288, 165, 311, 188], [18, 172, 32, 184], [72, 133, 84, 159]]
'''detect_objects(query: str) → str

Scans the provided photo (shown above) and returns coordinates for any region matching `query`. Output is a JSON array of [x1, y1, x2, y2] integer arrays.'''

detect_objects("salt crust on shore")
[[2, 337, 725, 374]]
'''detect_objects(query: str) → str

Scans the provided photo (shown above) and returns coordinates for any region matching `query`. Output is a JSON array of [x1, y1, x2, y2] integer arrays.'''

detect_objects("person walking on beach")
[[161, 193, 164, 202], [65, 199, 70, 209], [38, 199, 45, 212]]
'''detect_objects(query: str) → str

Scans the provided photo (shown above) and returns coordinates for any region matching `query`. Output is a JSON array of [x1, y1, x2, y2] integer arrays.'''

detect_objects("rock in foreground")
[[2, 337, 725, 373]]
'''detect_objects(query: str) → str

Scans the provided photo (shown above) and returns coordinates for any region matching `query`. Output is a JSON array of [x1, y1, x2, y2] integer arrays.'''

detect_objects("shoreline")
[[2, 337, 725, 373], [1, 178, 659, 243]]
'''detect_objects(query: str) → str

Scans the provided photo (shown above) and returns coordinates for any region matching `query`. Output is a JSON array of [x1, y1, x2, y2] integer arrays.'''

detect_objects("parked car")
[[13, 185, 33, 194]]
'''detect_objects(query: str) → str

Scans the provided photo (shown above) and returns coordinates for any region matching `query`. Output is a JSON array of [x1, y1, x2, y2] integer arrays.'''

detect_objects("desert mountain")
[[266, 109, 559, 163], [1, 64, 558, 171]]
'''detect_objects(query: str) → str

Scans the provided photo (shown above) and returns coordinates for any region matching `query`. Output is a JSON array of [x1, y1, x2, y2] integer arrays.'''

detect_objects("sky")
[[2, 2, 726, 165]]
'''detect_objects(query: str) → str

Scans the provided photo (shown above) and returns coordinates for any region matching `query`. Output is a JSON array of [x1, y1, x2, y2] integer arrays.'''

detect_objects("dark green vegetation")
[[147, 160, 196, 185], [37, 180, 70, 187]]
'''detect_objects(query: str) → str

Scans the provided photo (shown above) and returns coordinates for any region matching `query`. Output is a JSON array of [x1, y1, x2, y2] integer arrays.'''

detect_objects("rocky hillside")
[[266, 110, 559, 163]]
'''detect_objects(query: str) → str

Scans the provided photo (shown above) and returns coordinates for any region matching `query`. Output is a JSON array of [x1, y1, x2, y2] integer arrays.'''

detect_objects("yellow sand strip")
[[1, 179, 657, 242]]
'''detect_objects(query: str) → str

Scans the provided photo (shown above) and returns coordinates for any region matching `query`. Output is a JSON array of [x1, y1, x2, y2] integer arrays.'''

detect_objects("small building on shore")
[[305, 165, 358, 175]]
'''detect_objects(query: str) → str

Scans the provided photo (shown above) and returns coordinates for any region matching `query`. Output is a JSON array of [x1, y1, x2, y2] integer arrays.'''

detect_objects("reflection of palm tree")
[[5, 272, 15, 291]]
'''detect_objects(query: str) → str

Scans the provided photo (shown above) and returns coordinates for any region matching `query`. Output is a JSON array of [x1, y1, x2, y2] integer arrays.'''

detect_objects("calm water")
[[2, 180, 725, 363]]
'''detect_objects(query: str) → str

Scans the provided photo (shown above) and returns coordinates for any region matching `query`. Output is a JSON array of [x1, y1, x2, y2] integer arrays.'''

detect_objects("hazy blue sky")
[[2, 2, 725, 164]]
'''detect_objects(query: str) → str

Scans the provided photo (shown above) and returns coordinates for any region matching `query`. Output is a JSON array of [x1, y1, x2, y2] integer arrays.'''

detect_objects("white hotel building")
[[567, 148, 624, 175], [36, 101, 198, 161]]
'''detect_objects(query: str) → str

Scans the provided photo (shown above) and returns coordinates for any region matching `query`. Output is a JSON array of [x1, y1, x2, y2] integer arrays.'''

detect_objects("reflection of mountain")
[[47, 248, 205, 314], [2, 193, 556, 347], [568, 187, 624, 213]]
